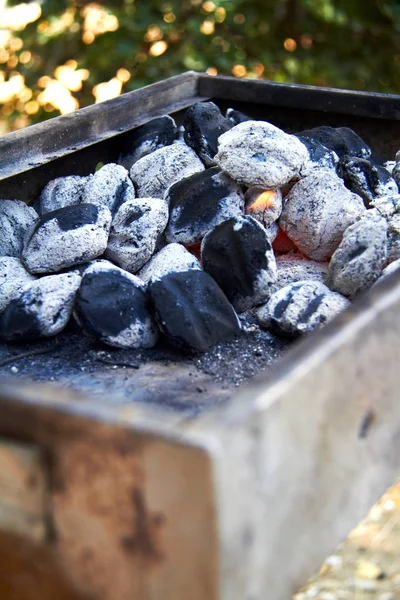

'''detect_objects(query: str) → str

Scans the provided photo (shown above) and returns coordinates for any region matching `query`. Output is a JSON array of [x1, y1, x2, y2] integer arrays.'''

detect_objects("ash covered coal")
[[1, 102, 400, 365]]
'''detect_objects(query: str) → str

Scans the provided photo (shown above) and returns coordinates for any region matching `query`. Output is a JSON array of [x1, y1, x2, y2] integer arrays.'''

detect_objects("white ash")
[[39, 175, 88, 214], [106, 197, 169, 273], [393, 157, 400, 189], [0, 272, 81, 341], [214, 120, 308, 188], [0, 257, 37, 312], [244, 188, 282, 228], [137, 243, 201, 284], [269, 253, 329, 295], [82, 163, 135, 214], [371, 193, 400, 218], [327, 211, 388, 298], [386, 212, 400, 263], [373, 257, 400, 286], [256, 280, 350, 337], [384, 160, 396, 175], [279, 170, 366, 261], [0, 199, 39, 258], [297, 136, 339, 178], [22, 203, 112, 274], [130, 142, 205, 199]]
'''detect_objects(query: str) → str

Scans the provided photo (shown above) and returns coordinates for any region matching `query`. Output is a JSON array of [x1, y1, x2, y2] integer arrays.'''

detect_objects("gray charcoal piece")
[[256, 280, 350, 337], [74, 262, 158, 349], [384, 160, 396, 175], [183, 101, 233, 166], [393, 159, 400, 189], [165, 167, 244, 245], [0, 257, 37, 312], [22, 203, 112, 274], [0, 272, 81, 341], [279, 170, 366, 261], [387, 212, 400, 263], [297, 136, 339, 177], [337, 156, 398, 207], [244, 187, 282, 228], [373, 257, 400, 287], [137, 243, 201, 285], [118, 115, 176, 169], [214, 120, 308, 189], [371, 193, 400, 219], [82, 163, 135, 214], [266, 221, 279, 243], [0, 199, 39, 258], [269, 253, 329, 295], [327, 212, 387, 298], [106, 198, 169, 273], [130, 142, 205, 199], [39, 175, 88, 214]]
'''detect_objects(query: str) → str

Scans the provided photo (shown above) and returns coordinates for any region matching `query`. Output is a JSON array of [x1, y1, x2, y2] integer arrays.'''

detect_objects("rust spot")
[[120, 488, 164, 562]]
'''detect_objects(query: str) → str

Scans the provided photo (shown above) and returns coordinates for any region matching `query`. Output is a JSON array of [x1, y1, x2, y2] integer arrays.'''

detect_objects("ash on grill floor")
[[0, 313, 290, 415]]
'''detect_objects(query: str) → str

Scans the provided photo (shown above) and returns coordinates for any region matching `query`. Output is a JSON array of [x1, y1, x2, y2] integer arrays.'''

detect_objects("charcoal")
[[201, 215, 277, 312], [374, 257, 400, 286], [39, 176, 88, 214], [297, 136, 339, 177], [393, 152, 400, 188], [327, 212, 387, 298], [337, 156, 398, 207], [371, 193, 400, 219], [269, 253, 329, 295], [279, 170, 365, 261], [0, 199, 39, 258], [244, 188, 282, 228], [106, 198, 169, 273], [296, 125, 371, 159], [267, 221, 280, 243], [387, 213, 400, 263], [82, 163, 135, 214], [130, 142, 205, 199], [183, 101, 233, 166], [22, 203, 112, 274], [74, 263, 158, 349], [118, 116, 176, 169], [215, 120, 308, 189], [165, 167, 244, 245], [256, 280, 350, 337], [148, 269, 241, 353], [0, 272, 81, 341], [384, 160, 396, 175], [137, 243, 201, 285], [226, 107, 251, 125], [0, 257, 37, 312]]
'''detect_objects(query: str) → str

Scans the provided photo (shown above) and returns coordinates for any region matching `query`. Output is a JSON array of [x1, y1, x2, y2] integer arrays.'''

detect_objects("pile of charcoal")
[[1, 102, 400, 353]]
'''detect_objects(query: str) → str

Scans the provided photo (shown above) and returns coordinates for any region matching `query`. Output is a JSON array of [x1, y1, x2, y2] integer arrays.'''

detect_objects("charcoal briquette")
[[296, 125, 371, 159], [386, 212, 400, 263], [0, 257, 37, 312], [0, 199, 39, 258], [82, 163, 135, 214], [183, 101, 233, 166], [137, 243, 201, 285], [118, 115, 176, 169], [337, 156, 398, 207], [39, 175, 88, 214], [297, 136, 339, 177], [226, 107, 252, 126], [244, 187, 282, 228], [374, 257, 400, 286], [270, 253, 329, 295]]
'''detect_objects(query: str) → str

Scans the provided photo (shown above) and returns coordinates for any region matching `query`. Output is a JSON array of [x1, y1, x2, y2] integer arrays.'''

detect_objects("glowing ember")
[[246, 190, 277, 212], [244, 188, 282, 228]]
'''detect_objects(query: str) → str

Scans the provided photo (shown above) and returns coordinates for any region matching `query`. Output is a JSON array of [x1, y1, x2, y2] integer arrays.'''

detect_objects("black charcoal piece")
[[74, 263, 158, 349], [279, 170, 365, 261], [148, 270, 241, 353], [201, 215, 277, 312], [183, 101, 233, 166], [327, 211, 387, 298], [22, 203, 112, 274], [215, 120, 308, 189], [0, 199, 39, 258], [130, 142, 205, 199], [39, 175, 88, 214], [256, 280, 350, 337], [296, 126, 371, 159], [337, 156, 398, 207], [0, 257, 37, 312], [297, 136, 338, 177], [106, 197, 169, 273], [165, 167, 244, 245], [0, 272, 81, 341], [226, 108, 251, 125], [118, 116, 176, 169], [137, 243, 201, 284], [244, 188, 282, 228], [82, 163, 135, 214]]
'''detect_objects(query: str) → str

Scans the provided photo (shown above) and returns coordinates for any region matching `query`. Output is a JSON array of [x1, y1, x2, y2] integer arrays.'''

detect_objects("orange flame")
[[246, 190, 277, 213]]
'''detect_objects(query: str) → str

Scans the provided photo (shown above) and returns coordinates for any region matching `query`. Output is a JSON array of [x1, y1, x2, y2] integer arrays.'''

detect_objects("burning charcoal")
[[22, 203, 112, 274], [39, 176, 88, 214], [82, 163, 135, 214], [106, 198, 169, 273], [226, 108, 251, 125], [279, 170, 365, 261], [183, 101, 233, 166], [0, 199, 39, 258], [130, 142, 205, 199], [296, 126, 371, 159], [137, 243, 201, 285], [74, 263, 158, 349], [215, 121, 308, 189], [244, 188, 282, 228], [297, 136, 339, 177], [269, 253, 329, 295], [272, 228, 297, 253], [118, 116, 176, 169], [256, 280, 350, 337], [148, 270, 241, 353], [0, 272, 81, 341], [337, 156, 398, 207], [165, 167, 244, 245], [327, 212, 387, 298], [201, 215, 277, 312], [0, 257, 37, 312]]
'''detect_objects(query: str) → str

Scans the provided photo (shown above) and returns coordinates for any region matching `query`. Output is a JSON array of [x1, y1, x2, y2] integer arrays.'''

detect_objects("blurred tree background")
[[0, 0, 399, 133]]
